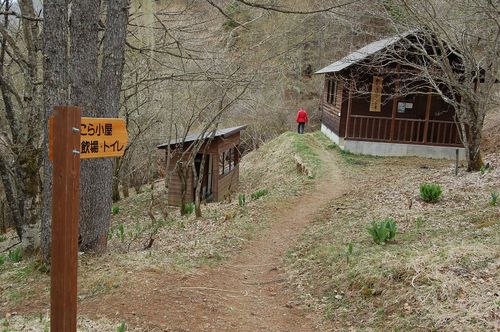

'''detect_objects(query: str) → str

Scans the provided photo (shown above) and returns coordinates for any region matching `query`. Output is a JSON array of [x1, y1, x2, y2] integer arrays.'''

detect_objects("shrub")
[[346, 242, 353, 264], [238, 193, 246, 207], [8, 247, 22, 263], [251, 188, 269, 200], [0, 254, 5, 266], [480, 165, 492, 175], [0, 235, 6, 242], [112, 206, 120, 215], [415, 217, 425, 228], [490, 192, 498, 206], [117, 322, 126, 332], [420, 183, 442, 203], [116, 224, 125, 242], [183, 203, 194, 215], [367, 219, 397, 245]]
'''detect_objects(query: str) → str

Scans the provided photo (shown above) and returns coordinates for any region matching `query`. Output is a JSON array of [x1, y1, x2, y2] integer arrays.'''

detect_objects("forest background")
[[0, 0, 498, 256]]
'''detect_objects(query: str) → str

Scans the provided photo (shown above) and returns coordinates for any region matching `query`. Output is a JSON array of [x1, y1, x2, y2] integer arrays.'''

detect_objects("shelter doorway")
[[194, 154, 213, 201]]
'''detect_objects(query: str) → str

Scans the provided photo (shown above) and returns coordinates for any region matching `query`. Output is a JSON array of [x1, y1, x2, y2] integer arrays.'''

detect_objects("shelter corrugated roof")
[[157, 125, 247, 149], [315, 32, 411, 74]]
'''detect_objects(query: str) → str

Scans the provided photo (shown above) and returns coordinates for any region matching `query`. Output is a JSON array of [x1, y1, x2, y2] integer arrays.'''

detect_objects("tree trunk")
[[177, 164, 189, 215], [112, 160, 121, 202], [0, 0, 42, 254], [79, 0, 129, 252], [112, 179, 121, 203], [68, 0, 103, 252], [466, 127, 483, 172], [0, 4, 23, 240], [0, 198, 6, 234], [41, 0, 69, 260], [122, 178, 130, 198], [458, 102, 484, 172], [0, 155, 23, 239], [194, 155, 207, 218]]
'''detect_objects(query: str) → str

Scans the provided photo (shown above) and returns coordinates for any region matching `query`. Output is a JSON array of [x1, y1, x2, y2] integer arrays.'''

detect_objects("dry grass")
[[287, 151, 500, 331], [0, 132, 319, 330], [1, 314, 134, 331], [1, 130, 499, 330], [104, 132, 316, 269], [482, 106, 500, 154]]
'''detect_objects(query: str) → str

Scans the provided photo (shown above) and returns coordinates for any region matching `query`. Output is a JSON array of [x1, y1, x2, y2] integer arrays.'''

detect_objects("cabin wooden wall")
[[321, 74, 344, 135], [217, 166, 239, 201], [162, 131, 242, 206], [165, 152, 194, 206], [344, 74, 460, 145], [213, 132, 240, 201]]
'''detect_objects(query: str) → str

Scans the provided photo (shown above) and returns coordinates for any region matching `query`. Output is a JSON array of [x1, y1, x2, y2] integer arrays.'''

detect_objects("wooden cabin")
[[316, 33, 465, 159], [157, 125, 246, 206]]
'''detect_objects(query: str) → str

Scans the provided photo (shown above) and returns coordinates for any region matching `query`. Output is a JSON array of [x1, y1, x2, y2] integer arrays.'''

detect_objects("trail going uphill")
[[82, 135, 347, 331]]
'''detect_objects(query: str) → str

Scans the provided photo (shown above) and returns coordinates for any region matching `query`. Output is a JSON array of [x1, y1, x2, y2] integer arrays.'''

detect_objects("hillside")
[[0, 131, 499, 331], [287, 139, 500, 330], [0, 132, 326, 330]]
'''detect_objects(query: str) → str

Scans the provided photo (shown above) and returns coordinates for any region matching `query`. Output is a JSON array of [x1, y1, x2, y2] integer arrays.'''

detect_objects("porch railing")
[[348, 115, 462, 146]]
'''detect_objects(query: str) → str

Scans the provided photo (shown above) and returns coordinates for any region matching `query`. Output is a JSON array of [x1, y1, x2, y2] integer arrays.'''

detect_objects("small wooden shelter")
[[157, 125, 246, 206], [316, 32, 465, 159]]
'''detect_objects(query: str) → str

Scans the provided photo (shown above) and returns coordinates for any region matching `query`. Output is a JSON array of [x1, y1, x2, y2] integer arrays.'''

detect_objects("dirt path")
[[81, 138, 346, 331]]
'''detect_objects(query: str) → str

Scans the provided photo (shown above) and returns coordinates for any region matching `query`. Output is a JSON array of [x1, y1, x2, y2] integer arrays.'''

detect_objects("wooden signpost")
[[49, 117, 128, 160], [49, 106, 127, 331]]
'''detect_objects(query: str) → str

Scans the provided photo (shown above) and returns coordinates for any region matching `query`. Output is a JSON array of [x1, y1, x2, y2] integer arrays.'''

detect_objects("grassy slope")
[[1, 131, 498, 330], [0, 132, 322, 330], [287, 141, 500, 331]]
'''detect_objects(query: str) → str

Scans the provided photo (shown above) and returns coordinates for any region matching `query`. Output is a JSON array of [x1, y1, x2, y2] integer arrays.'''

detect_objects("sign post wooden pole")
[[50, 106, 81, 332], [49, 106, 127, 330]]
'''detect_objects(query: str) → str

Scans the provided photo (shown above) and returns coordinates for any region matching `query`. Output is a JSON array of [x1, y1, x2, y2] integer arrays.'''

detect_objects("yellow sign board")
[[79, 117, 127, 159], [49, 117, 128, 160], [369, 76, 383, 113]]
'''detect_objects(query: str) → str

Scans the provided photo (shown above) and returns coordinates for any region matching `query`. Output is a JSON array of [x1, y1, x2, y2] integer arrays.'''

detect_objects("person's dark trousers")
[[297, 122, 305, 134]]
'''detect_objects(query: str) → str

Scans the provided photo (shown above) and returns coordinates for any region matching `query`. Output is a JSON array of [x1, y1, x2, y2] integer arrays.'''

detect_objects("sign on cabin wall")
[[398, 102, 414, 113], [369, 76, 383, 112], [49, 117, 128, 159]]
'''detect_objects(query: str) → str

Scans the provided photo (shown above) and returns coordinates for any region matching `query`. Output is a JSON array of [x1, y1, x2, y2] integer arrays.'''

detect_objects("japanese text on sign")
[[49, 117, 128, 160], [81, 122, 113, 136], [79, 118, 127, 159]]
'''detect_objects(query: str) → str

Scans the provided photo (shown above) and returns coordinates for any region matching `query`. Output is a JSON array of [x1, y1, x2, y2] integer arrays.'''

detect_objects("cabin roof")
[[157, 125, 247, 149], [316, 32, 412, 74]]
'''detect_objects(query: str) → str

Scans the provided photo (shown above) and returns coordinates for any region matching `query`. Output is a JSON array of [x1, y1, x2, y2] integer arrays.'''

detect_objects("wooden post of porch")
[[423, 87, 432, 144], [390, 74, 400, 141], [344, 86, 353, 138]]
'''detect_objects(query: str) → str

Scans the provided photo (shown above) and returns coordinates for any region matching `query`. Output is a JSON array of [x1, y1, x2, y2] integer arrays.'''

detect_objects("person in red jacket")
[[296, 108, 308, 134]]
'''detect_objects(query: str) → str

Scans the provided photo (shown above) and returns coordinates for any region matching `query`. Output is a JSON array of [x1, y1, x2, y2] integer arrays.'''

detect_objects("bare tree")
[[372, 0, 499, 171], [41, 0, 130, 257], [41, 0, 69, 258], [0, 0, 43, 253], [78, 0, 129, 252]]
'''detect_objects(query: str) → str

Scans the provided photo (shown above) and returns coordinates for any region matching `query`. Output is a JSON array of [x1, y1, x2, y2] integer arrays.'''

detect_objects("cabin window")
[[219, 147, 238, 176], [225, 149, 232, 173], [326, 79, 337, 105], [219, 152, 225, 176]]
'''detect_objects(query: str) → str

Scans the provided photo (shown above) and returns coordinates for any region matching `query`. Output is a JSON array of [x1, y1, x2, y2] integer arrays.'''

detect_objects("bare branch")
[[0, 10, 43, 22], [235, 0, 356, 14]]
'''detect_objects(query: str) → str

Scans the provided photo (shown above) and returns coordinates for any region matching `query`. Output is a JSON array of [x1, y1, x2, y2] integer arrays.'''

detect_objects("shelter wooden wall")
[[163, 131, 242, 206], [213, 133, 240, 202], [321, 74, 345, 136], [165, 153, 194, 206], [321, 72, 460, 146]]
